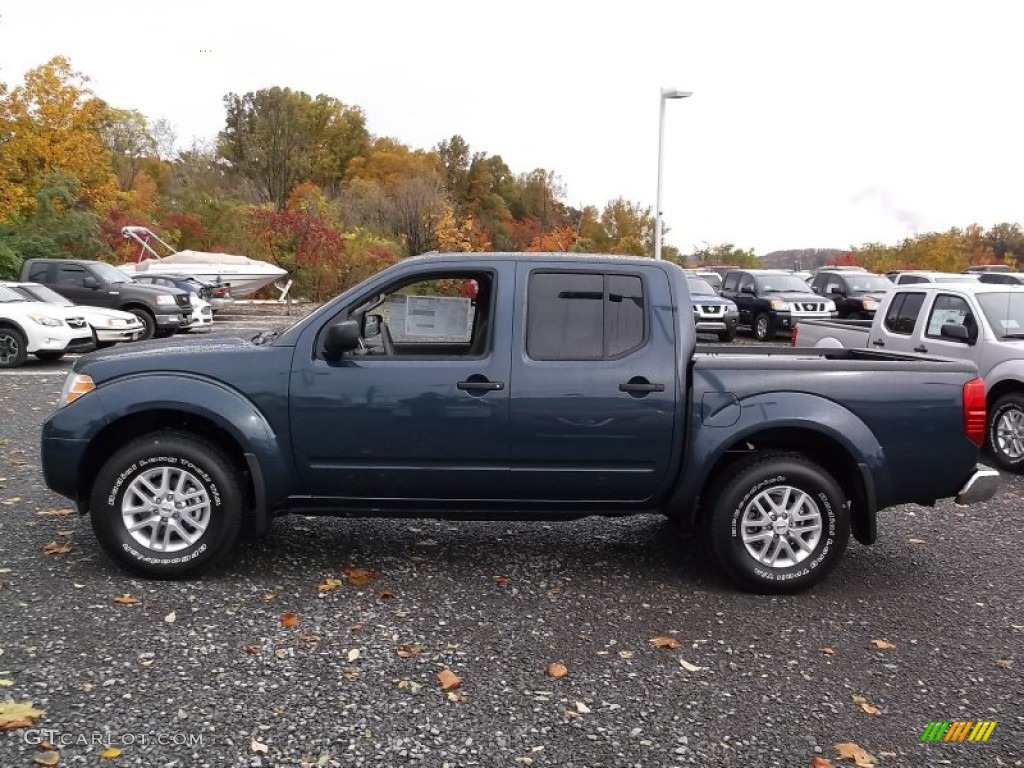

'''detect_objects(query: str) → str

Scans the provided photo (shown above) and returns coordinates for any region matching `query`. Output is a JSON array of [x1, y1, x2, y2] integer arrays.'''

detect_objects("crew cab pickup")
[[20, 258, 193, 340], [794, 281, 1024, 473], [40, 254, 998, 592]]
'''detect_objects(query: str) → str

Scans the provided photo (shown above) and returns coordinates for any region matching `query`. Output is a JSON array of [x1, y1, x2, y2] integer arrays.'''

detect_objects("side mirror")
[[83, 277, 99, 289], [740, 285, 754, 295], [940, 323, 970, 342], [324, 320, 361, 358], [364, 313, 382, 338]]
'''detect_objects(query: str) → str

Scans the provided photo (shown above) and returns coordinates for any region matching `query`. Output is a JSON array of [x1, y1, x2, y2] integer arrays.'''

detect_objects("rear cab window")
[[883, 292, 926, 335]]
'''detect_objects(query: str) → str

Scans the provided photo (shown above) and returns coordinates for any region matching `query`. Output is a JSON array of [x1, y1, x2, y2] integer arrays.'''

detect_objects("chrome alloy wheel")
[[0, 334, 21, 365], [739, 484, 823, 568], [995, 408, 1024, 461], [121, 466, 211, 553]]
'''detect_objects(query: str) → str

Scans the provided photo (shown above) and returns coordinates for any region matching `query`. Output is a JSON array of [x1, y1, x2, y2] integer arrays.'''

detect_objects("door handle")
[[871, 339, 885, 347], [619, 377, 665, 397], [457, 375, 504, 395], [914, 345, 927, 353]]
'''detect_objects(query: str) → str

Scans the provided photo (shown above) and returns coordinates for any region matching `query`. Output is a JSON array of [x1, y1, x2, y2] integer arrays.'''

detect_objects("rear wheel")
[[706, 453, 849, 593], [988, 393, 1024, 472], [128, 308, 156, 340], [89, 432, 244, 578], [0, 327, 28, 369], [753, 313, 773, 341]]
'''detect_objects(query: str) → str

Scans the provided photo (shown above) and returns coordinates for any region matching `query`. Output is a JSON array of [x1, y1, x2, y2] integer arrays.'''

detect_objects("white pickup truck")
[[793, 281, 1024, 471], [0, 284, 95, 367]]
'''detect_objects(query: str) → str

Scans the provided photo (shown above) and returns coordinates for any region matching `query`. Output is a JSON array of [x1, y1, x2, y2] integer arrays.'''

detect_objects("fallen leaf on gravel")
[[280, 612, 298, 628], [377, 588, 397, 601], [164, 611, 176, 624], [437, 669, 462, 691], [32, 751, 59, 766], [618, 650, 634, 659], [8, 459, 25, 468], [347, 648, 360, 662], [317, 578, 342, 593], [811, 758, 835, 768], [41, 541, 70, 555], [297, 633, 320, 644], [574, 701, 591, 714], [0, 679, 13, 687], [112, 594, 139, 605], [870, 639, 896, 650], [908, 538, 927, 545], [274, 649, 289, 660], [397, 679, 423, 693], [339, 566, 379, 585], [100, 747, 122, 759], [834, 741, 875, 767], [546, 662, 568, 678], [649, 636, 682, 649], [263, 592, 278, 601], [0, 700, 45, 729], [55, 530, 73, 537], [994, 658, 1014, 668], [397, 643, 424, 658], [37, 508, 73, 517], [680, 659, 706, 672], [251, 738, 269, 754], [0, 568, 10, 573], [820, 647, 836, 655], [0, 497, 20, 505], [243, 645, 260, 655], [350, 623, 365, 632], [852, 694, 881, 715], [493, 575, 510, 586]]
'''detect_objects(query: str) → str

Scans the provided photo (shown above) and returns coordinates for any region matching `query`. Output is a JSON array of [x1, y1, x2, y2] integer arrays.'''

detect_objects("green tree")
[[98, 107, 156, 191], [690, 242, 759, 268]]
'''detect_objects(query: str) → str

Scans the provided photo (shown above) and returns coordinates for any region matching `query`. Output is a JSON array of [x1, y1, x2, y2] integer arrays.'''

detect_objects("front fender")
[[671, 391, 890, 517], [44, 373, 292, 514]]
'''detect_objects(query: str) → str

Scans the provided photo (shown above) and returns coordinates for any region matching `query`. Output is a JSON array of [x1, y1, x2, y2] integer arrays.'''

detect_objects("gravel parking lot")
[[0, 327, 1021, 767]]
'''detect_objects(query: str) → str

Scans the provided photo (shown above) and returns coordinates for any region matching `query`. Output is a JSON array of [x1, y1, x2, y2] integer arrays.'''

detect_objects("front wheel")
[[988, 393, 1024, 472], [753, 313, 774, 341], [89, 432, 244, 578], [707, 453, 849, 593], [718, 327, 737, 342], [128, 308, 156, 341], [0, 327, 28, 369]]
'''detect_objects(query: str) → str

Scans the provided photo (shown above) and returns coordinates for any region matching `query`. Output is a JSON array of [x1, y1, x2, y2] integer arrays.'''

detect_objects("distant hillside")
[[759, 249, 845, 270]]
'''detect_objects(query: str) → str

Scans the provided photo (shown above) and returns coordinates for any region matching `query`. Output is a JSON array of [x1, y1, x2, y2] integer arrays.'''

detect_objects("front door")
[[51, 264, 116, 308], [289, 265, 514, 501]]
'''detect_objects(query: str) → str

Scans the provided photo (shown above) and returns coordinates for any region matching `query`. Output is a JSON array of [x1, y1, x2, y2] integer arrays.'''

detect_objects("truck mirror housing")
[[940, 323, 970, 342], [83, 277, 99, 289], [324, 320, 361, 357]]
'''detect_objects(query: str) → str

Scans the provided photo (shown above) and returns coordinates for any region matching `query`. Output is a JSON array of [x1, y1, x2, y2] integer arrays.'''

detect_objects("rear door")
[[506, 264, 677, 502], [869, 290, 927, 351]]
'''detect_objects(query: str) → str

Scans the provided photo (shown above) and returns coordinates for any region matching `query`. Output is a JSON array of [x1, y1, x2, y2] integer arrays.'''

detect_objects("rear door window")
[[883, 292, 925, 334]]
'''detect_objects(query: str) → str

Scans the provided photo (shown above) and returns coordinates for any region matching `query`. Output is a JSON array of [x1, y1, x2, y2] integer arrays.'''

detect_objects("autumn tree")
[[218, 88, 370, 209], [98, 107, 157, 191]]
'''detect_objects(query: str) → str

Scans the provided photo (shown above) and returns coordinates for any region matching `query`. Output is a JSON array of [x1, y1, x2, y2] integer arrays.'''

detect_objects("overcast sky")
[[1, 1, 1021, 254]]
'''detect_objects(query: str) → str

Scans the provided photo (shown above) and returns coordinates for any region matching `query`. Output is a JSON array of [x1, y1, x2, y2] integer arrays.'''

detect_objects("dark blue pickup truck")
[[41, 253, 998, 592]]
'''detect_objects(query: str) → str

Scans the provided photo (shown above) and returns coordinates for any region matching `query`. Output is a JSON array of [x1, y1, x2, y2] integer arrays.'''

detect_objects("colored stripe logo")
[[921, 721, 997, 742]]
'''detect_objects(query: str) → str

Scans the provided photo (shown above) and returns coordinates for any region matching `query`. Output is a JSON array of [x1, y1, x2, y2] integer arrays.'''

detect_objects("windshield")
[[687, 277, 716, 296], [17, 284, 73, 305], [845, 275, 893, 293], [976, 292, 1024, 339], [755, 275, 814, 293], [90, 261, 134, 284], [0, 285, 28, 303]]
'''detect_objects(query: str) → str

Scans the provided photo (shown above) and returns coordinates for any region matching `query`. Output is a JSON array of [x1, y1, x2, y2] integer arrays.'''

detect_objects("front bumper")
[[155, 312, 192, 330], [775, 311, 837, 329], [65, 334, 97, 354], [95, 327, 145, 344], [955, 465, 1000, 505]]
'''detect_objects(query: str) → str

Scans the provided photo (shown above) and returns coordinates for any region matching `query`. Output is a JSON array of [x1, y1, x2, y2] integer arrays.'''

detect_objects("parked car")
[[793, 280, 1024, 471], [684, 269, 723, 292], [963, 265, 1012, 274], [0, 284, 94, 367], [810, 270, 893, 319], [720, 269, 837, 340], [3, 282, 145, 348], [893, 271, 980, 285], [978, 272, 1024, 286], [687, 276, 738, 341], [41, 253, 996, 593], [20, 259, 192, 340], [132, 273, 234, 312], [130, 273, 214, 333]]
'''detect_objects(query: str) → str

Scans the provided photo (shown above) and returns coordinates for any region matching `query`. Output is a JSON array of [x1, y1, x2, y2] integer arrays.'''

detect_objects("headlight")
[[824, 301, 837, 312], [770, 300, 788, 310], [105, 318, 117, 327], [156, 294, 175, 306], [862, 300, 879, 310], [29, 314, 63, 327], [59, 373, 95, 406]]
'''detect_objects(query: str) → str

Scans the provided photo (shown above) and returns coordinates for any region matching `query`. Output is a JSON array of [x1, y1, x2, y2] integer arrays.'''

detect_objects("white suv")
[[3, 281, 145, 347], [0, 284, 94, 368]]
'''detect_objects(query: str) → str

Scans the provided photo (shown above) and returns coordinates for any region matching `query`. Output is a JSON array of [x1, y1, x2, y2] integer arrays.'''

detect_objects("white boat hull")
[[118, 263, 286, 298]]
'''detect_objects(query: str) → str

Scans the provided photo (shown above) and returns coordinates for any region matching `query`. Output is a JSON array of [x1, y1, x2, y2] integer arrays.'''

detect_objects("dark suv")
[[810, 270, 893, 319], [721, 269, 837, 340]]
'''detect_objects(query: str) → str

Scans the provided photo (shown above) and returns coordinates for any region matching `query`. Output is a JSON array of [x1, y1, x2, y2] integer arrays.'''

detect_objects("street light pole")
[[655, 86, 692, 260]]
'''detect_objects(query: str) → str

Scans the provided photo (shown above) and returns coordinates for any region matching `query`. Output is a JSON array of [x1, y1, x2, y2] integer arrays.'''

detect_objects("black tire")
[[753, 313, 773, 341], [706, 453, 849, 593], [34, 351, 65, 362], [128, 308, 156, 341], [89, 431, 244, 578], [987, 393, 1024, 472], [0, 326, 28, 369], [718, 327, 738, 342]]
